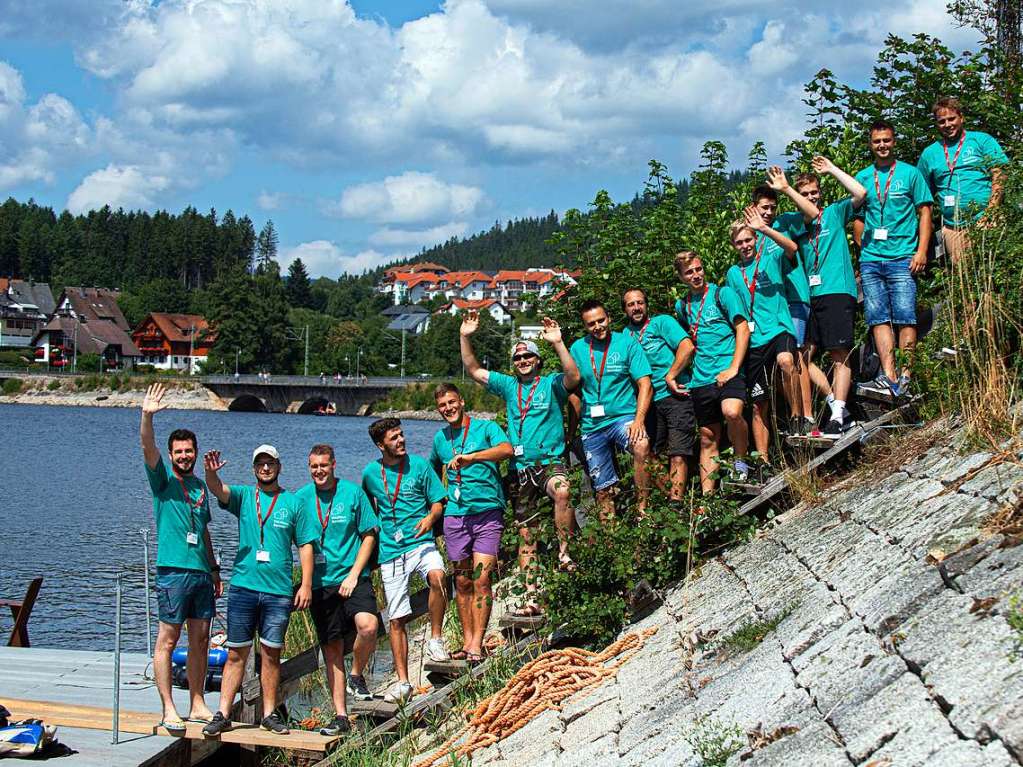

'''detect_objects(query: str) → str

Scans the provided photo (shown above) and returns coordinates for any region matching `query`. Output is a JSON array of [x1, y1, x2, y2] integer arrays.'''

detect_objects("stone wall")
[[455, 421, 1023, 767]]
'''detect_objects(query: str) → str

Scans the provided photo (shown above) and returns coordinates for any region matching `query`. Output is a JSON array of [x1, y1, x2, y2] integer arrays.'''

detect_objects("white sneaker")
[[427, 638, 450, 662], [383, 681, 413, 704]]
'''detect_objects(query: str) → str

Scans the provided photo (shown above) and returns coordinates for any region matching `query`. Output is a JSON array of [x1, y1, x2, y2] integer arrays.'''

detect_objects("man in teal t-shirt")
[[202, 444, 316, 737], [725, 206, 800, 470], [461, 312, 581, 612], [853, 119, 934, 399], [569, 299, 652, 518], [917, 96, 1009, 263], [791, 157, 868, 437], [139, 383, 221, 733], [295, 444, 379, 736], [430, 384, 512, 662], [622, 287, 694, 500], [669, 252, 751, 493], [362, 418, 448, 704]]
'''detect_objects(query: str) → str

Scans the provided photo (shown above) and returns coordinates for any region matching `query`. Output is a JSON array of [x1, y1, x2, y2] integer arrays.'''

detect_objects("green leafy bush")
[[47, 379, 62, 391], [3, 378, 23, 395]]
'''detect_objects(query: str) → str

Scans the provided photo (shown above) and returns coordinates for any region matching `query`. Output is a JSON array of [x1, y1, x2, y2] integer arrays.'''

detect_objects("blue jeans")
[[788, 302, 810, 348], [860, 258, 916, 327], [156, 567, 214, 624], [580, 418, 633, 492], [225, 584, 292, 648]]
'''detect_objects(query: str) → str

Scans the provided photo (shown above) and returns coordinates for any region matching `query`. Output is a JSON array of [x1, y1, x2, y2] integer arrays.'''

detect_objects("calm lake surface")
[[0, 403, 439, 653]]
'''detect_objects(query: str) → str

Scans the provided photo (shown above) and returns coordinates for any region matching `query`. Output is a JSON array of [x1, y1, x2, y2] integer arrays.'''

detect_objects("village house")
[[379, 263, 578, 310], [0, 279, 55, 351], [437, 298, 513, 325], [131, 312, 216, 373], [32, 287, 141, 369]]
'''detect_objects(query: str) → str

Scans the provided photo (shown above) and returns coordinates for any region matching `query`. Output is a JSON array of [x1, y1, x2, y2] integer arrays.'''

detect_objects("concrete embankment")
[[0, 382, 228, 410], [449, 420, 1023, 767]]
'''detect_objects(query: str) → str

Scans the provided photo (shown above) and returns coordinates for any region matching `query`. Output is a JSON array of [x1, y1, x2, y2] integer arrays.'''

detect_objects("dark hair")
[[752, 185, 777, 204], [869, 119, 896, 137], [620, 287, 647, 311], [309, 443, 335, 461], [368, 417, 402, 446], [167, 429, 197, 453], [674, 250, 700, 274], [579, 298, 607, 317], [434, 382, 462, 400], [932, 96, 962, 117], [794, 172, 821, 191]]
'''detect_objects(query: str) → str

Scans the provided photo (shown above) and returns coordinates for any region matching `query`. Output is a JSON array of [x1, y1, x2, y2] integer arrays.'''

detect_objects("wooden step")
[[423, 658, 470, 677], [349, 698, 399, 719], [498, 612, 546, 631]]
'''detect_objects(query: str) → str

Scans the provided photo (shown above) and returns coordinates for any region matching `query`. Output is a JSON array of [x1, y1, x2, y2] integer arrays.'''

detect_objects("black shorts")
[[512, 463, 570, 526], [745, 332, 796, 403], [808, 294, 856, 351], [308, 578, 378, 645], [690, 375, 747, 427], [644, 394, 696, 457]]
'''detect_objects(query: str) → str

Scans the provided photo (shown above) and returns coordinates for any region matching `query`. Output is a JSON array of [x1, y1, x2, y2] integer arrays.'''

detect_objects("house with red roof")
[[131, 313, 216, 373], [437, 298, 512, 325]]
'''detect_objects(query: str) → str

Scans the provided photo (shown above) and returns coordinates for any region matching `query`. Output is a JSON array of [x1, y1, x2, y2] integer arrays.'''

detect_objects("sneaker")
[[859, 374, 897, 398], [202, 712, 231, 737], [787, 417, 802, 436], [842, 411, 856, 430], [895, 375, 911, 398], [383, 681, 414, 704], [802, 417, 817, 436], [260, 712, 290, 735], [427, 638, 450, 662], [318, 715, 352, 737], [822, 418, 844, 438], [346, 673, 373, 701]]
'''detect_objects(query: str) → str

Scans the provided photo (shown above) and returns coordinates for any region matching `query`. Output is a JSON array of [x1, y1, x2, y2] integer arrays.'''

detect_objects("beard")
[[173, 456, 197, 475]]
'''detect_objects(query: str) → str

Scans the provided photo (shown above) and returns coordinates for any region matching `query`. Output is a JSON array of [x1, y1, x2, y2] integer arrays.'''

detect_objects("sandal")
[[558, 555, 578, 573], [449, 649, 469, 661], [159, 717, 187, 734], [465, 651, 485, 665], [511, 603, 543, 618]]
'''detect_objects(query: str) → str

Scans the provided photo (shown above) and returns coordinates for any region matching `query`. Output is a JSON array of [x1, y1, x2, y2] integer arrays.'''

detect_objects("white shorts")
[[380, 542, 445, 622]]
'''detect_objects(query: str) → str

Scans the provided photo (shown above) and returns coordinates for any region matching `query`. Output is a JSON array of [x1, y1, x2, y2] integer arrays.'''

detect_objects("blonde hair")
[[674, 250, 700, 273], [729, 220, 754, 244], [932, 96, 963, 117]]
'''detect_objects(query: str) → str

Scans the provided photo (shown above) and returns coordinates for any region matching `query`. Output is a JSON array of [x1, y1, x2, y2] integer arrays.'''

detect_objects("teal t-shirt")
[[486, 371, 568, 470], [854, 161, 934, 261], [221, 486, 317, 598], [430, 418, 509, 517], [294, 481, 380, 588], [725, 243, 795, 348], [796, 199, 858, 299], [674, 284, 748, 389], [917, 131, 1008, 227], [624, 314, 690, 401], [145, 457, 213, 572], [569, 331, 653, 435], [361, 455, 447, 564], [773, 213, 810, 305]]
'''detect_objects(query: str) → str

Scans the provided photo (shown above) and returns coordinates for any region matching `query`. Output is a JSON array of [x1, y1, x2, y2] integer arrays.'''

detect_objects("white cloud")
[[333, 172, 485, 224], [66, 164, 171, 213], [369, 222, 467, 247], [747, 21, 798, 76], [278, 240, 395, 278], [256, 191, 286, 211]]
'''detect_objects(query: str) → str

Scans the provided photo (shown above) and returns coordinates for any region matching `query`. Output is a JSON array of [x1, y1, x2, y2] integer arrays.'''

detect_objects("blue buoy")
[[171, 647, 228, 667]]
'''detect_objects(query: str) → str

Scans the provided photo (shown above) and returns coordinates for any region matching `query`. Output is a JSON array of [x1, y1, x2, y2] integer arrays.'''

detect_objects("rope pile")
[[413, 627, 658, 767]]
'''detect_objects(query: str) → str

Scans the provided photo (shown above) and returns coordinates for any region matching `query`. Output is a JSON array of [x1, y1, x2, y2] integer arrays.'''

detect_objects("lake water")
[[0, 403, 440, 653]]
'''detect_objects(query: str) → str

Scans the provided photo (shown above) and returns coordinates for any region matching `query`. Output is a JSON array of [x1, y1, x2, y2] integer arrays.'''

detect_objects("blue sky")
[[0, 0, 974, 277]]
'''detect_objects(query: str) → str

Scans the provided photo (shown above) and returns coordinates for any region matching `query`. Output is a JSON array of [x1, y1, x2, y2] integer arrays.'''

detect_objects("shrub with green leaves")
[[3, 378, 23, 395]]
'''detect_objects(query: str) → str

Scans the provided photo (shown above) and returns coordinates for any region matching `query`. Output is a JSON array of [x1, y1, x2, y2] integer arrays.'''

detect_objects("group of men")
[[139, 96, 1007, 739]]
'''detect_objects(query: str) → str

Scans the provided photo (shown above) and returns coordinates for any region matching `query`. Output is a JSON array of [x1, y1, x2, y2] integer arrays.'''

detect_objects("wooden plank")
[[422, 658, 469, 677], [151, 722, 337, 751], [498, 613, 546, 631], [349, 699, 398, 719], [785, 434, 843, 449]]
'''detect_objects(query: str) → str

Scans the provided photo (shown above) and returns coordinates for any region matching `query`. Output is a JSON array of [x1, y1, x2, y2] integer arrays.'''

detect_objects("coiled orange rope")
[[413, 627, 658, 767]]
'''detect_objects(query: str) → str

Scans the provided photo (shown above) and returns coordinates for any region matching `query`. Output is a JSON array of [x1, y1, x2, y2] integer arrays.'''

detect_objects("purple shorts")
[[443, 507, 504, 563]]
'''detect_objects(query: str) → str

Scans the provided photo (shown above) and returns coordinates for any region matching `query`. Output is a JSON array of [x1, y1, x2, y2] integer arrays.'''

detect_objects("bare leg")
[[632, 438, 651, 514], [722, 399, 748, 458], [595, 489, 615, 523], [154, 622, 184, 722], [321, 639, 347, 717], [468, 555, 497, 655], [547, 476, 574, 560], [698, 424, 721, 494], [351, 612, 377, 678], [797, 348, 813, 419], [808, 351, 833, 398], [388, 617, 410, 683], [897, 325, 917, 379], [778, 352, 799, 419], [453, 562, 475, 653], [872, 323, 897, 381], [517, 524, 540, 599], [669, 455, 687, 500], [259, 645, 282, 718], [829, 348, 852, 403], [426, 569, 447, 640], [185, 618, 213, 719], [752, 401, 771, 456], [216, 646, 250, 716]]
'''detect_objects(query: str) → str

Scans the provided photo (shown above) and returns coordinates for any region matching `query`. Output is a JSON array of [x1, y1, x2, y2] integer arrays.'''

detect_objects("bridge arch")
[[297, 397, 332, 415], [228, 394, 268, 413]]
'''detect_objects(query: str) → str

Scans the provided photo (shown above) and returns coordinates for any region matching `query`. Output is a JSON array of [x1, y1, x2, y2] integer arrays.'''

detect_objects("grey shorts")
[[512, 463, 569, 526]]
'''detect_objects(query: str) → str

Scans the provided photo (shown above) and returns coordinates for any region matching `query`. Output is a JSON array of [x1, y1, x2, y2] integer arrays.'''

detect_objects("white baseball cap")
[[252, 444, 280, 462], [512, 340, 541, 357]]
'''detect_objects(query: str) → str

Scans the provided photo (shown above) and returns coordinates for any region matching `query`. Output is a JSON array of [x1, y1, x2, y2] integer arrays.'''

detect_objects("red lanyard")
[[254, 488, 279, 547], [588, 337, 610, 397], [808, 211, 824, 272], [380, 460, 404, 518], [686, 287, 710, 345], [175, 475, 206, 533], [874, 161, 897, 223], [943, 131, 966, 176], [740, 238, 765, 316], [516, 378, 540, 440], [448, 416, 471, 485], [631, 319, 650, 343], [315, 487, 335, 542]]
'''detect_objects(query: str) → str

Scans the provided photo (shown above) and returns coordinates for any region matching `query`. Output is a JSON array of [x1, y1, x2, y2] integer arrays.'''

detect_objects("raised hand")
[[766, 166, 789, 191], [204, 450, 227, 473], [460, 309, 480, 337], [811, 155, 835, 175], [141, 383, 168, 415], [540, 316, 563, 345], [744, 204, 768, 232]]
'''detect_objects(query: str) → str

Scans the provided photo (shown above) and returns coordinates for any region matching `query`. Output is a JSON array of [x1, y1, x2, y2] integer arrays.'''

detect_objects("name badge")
[[315, 552, 326, 565], [186, 532, 199, 546], [256, 549, 271, 563], [453, 487, 461, 501], [393, 529, 404, 543], [513, 445, 524, 457], [808, 275, 822, 287], [590, 404, 606, 418], [748, 322, 756, 333], [873, 228, 889, 241], [944, 194, 956, 208]]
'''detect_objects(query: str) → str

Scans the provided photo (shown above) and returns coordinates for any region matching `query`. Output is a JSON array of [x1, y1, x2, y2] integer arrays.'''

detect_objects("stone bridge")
[[200, 374, 421, 415]]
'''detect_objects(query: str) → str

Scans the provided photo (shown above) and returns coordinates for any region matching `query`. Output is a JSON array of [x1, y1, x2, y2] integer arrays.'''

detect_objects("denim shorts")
[[156, 567, 215, 625], [580, 417, 633, 492], [860, 258, 917, 327], [225, 584, 292, 648], [788, 302, 810, 348]]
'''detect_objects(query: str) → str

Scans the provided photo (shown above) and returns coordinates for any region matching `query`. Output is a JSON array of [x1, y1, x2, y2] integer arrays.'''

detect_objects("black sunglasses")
[[512, 354, 537, 362]]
